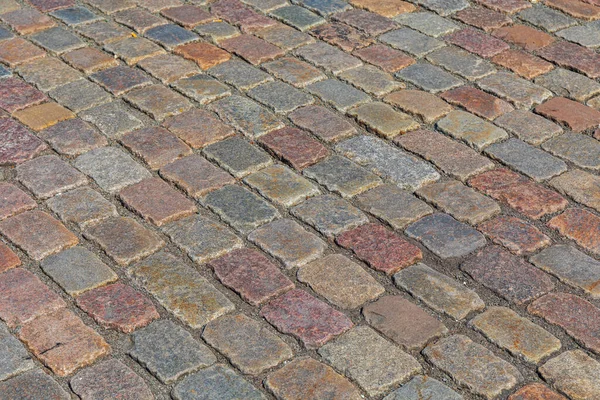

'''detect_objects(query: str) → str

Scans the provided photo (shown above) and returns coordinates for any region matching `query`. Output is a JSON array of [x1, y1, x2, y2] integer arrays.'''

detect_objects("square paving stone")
[[162, 214, 243, 263], [104, 37, 165, 65], [494, 110, 562, 145], [63, 46, 119, 72], [120, 126, 192, 170], [271, 5, 325, 31], [49, 80, 112, 113], [476, 71, 552, 108], [28, 26, 84, 54], [209, 248, 294, 306], [288, 105, 357, 142], [307, 79, 370, 112], [337, 135, 440, 191], [114, 7, 166, 32], [470, 306, 561, 364], [248, 218, 326, 268], [161, 5, 213, 28], [310, 22, 372, 52], [129, 251, 235, 327], [124, 84, 192, 121], [0, 118, 48, 166], [0, 370, 69, 400], [203, 136, 272, 178], [203, 314, 293, 375], [338, 65, 403, 97], [138, 54, 200, 84], [394, 263, 484, 320], [380, 28, 445, 57], [196, 21, 240, 42], [0, 210, 78, 261], [363, 296, 447, 350], [83, 216, 164, 266], [426, 46, 496, 81], [75, 282, 159, 333], [543, 133, 600, 170], [334, 9, 397, 36], [208, 60, 273, 90], [18, 308, 110, 376], [13, 102, 75, 132], [295, 42, 362, 74], [423, 335, 522, 399], [349, 0, 416, 17], [0, 182, 36, 221], [220, 34, 284, 65], [17, 155, 87, 199], [266, 357, 362, 400], [130, 319, 216, 384], [436, 110, 508, 150], [248, 80, 314, 113], [146, 24, 199, 49], [259, 127, 329, 170], [395, 11, 458, 37], [160, 155, 234, 198], [262, 57, 325, 88], [477, 216, 550, 255], [70, 359, 154, 400], [318, 326, 421, 397], [0, 77, 46, 113], [203, 185, 280, 233], [211, 95, 283, 138], [291, 194, 368, 238], [75, 147, 151, 193], [1, 8, 55, 34], [41, 246, 117, 296], [349, 102, 418, 138], [245, 164, 319, 207], [46, 187, 117, 228], [260, 288, 353, 348], [384, 90, 453, 124], [385, 375, 462, 400], [539, 350, 600, 400], [304, 155, 381, 198], [120, 178, 197, 226], [173, 364, 266, 400], [163, 109, 234, 149], [76, 21, 132, 45], [405, 213, 486, 259], [557, 23, 600, 48], [51, 5, 100, 25], [0, 321, 34, 381], [173, 74, 231, 104], [80, 101, 145, 138], [0, 268, 66, 328], [298, 254, 384, 309], [254, 23, 314, 51], [0, 38, 45, 68], [396, 63, 462, 93], [461, 246, 555, 305], [90, 66, 151, 96], [17, 57, 82, 92], [353, 44, 415, 73]]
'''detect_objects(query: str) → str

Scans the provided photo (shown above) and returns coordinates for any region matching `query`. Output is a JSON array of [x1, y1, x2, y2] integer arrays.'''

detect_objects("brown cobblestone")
[[508, 383, 566, 400], [478, 216, 550, 255], [548, 208, 600, 256], [441, 86, 513, 120], [492, 49, 554, 79], [492, 25, 555, 51], [260, 127, 329, 170], [0, 183, 36, 221]]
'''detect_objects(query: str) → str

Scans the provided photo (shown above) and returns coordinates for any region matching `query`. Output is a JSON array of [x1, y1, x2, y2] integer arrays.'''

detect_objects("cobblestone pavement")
[[1, 0, 600, 399]]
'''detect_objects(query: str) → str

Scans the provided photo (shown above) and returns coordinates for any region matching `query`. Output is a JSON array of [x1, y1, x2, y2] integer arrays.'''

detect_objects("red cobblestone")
[[220, 34, 284, 65], [455, 6, 512, 31], [1, 8, 54, 34], [0, 118, 47, 166], [174, 42, 231, 70], [508, 383, 567, 400], [0, 77, 46, 113], [211, 0, 275, 32], [492, 49, 554, 79], [546, 0, 600, 20], [445, 28, 509, 58], [353, 44, 414, 72], [259, 127, 329, 170], [475, 0, 531, 13], [536, 97, 600, 132], [538, 41, 600, 79], [0, 38, 46, 67], [0, 242, 19, 273], [0, 183, 36, 221], [548, 208, 600, 256], [163, 109, 234, 149], [492, 25, 554, 51], [478, 216, 550, 255], [441, 86, 513, 120]]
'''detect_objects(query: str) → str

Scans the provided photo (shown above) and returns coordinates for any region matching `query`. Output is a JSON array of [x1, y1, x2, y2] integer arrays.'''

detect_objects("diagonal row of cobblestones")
[[0, 0, 599, 398]]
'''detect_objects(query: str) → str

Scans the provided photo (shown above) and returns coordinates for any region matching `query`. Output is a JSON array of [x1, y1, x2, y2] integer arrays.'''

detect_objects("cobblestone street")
[[1, 0, 600, 398]]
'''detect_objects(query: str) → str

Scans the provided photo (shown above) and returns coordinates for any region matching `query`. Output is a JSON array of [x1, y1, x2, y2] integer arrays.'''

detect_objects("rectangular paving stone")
[[386, 375, 462, 400], [29, 26, 84, 54], [298, 254, 384, 309], [1, 8, 55, 35], [0, 77, 46, 113], [255, 23, 314, 50], [173, 74, 231, 105], [120, 126, 191, 170], [426, 46, 496, 81], [162, 214, 243, 263], [84, 216, 164, 266], [0, 242, 20, 274], [543, 132, 600, 170], [124, 84, 192, 121], [114, 7, 166, 33], [90, 65, 152, 96], [17, 57, 82, 92], [531, 244, 600, 298], [208, 59, 273, 90], [41, 246, 117, 296], [336, 223, 423, 275], [130, 319, 216, 384], [536, 97, 600, 132], [395, 11, 458, 37], [350, 0, 416, 17], [163, 109, 234, 150], [396, 129, 494, 181], [557, 23, 600, 48], [0, 210, 78, 261], [244, 164, 319, 207], [437, 110, 508, 150], [160, 155, 234, 198], [478, 216, 550, 255], [306, 79, 370, 112], [271, 5, 325, 31], [288, 105, 356, 142], [220, 34, 284, 65], [349, 102, 418, 138], [51, 6, 101, 25], [304, 155, 381, 198], [462, 246, 555, 305], [261, 288, 353, 348], [337, 135, 440, 191], [353, 44, 415, 73], [380, 28, 445, 57], [508, 383, 566, 400], [49, 80, 112, 113], [295, 42, 362, 74], [318, 326, 421, 397], [13, 100, 75, 131], [539, 350, 600, 400], [46, 187, 117, 228], [423, 335, 522, 399], [494, 110, 562, 145], [203, 314, 292, 375], [384, 90, 452, 123], [0, 183, 36, 221], [396, 63, 462, 93], [363, 296, 447, 350], [174, 42, 231, 70], [196, 21, 240, 42], [263, 57, 325, 88], [310, 22, 372, 52], [546, 0, 600, 20], [75, 147, 151, 193], [211, 95, 283, 138], [551, 169, 600, 212], [0, 370, 70, 400], [291, 194, 368, 238], [529, 292, 600, 354], [0, 321, 34, 381], [356, 184, 433, 230], [145, 24, 198, 49], [339, 65, 402, 97], [208, 248, 293, 306], [76, 21, 132, 45], [204, 136, 272, 178], [412, 0, 469, 15], [173, 364, 265, 400], [248, 218, 326, 268], [535, 68, 600, 102], [477, 71, 553, 108], [80, 101, 145, 138], [17, 155, 87, 199], [212, 0, 275, 32], [0, 118, 48, 166], [0, 38, 45, 69], [446, 27, 509, 58], [334, 9, 397, 36], [248, 80, 313, 113], [259, 126, 329, 170], [441, 86, 514, 120], [266, 357, 362, 400], [493, 49, 553, 79], [455, 6, 512, 31], [104, 37, 165, 65], [138, 54, 199, 84], [129, 251, 235, 328]]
